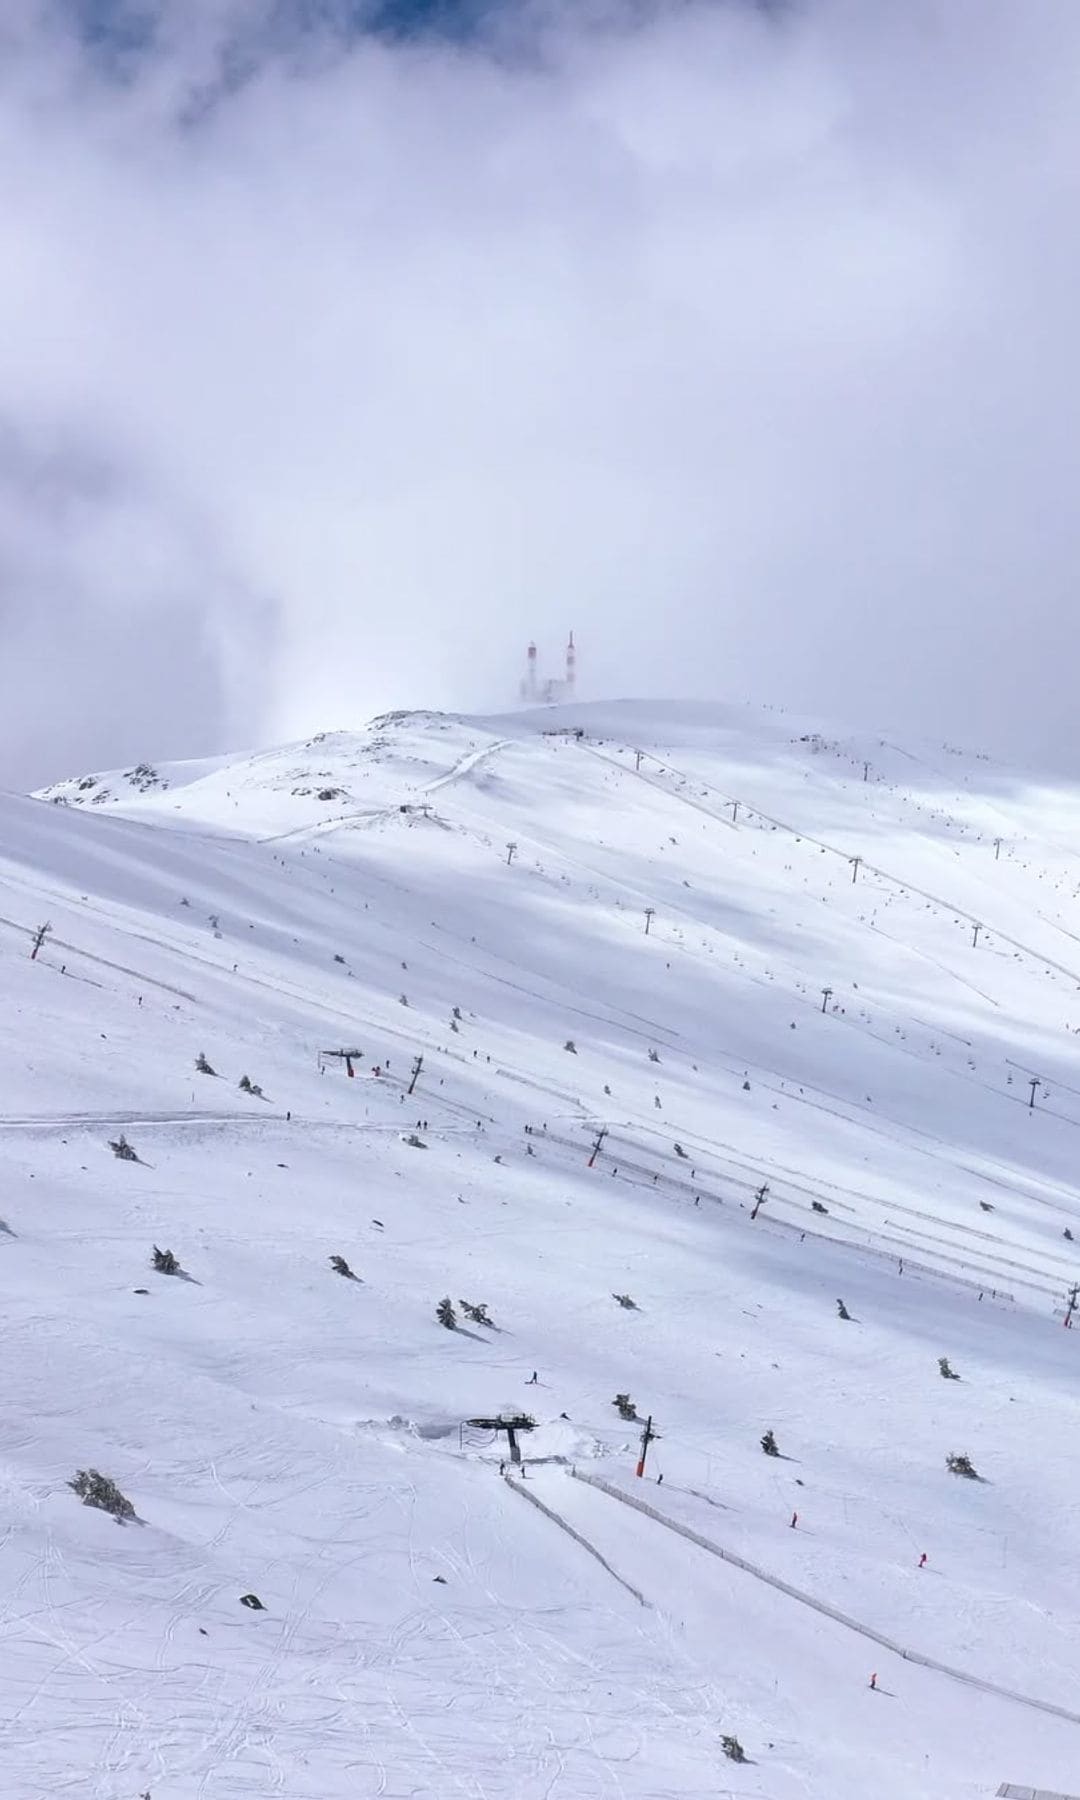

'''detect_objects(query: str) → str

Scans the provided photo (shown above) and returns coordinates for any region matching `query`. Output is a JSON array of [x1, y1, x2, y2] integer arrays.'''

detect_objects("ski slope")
[[4, 698, 1080, 1799]]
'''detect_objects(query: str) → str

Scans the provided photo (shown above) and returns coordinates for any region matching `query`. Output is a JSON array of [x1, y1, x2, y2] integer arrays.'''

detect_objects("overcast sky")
[[2, 0, 1079, 785]]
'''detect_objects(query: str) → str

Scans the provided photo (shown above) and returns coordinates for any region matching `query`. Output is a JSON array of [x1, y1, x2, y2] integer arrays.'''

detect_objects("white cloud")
[[2, 0, 1079, 781]]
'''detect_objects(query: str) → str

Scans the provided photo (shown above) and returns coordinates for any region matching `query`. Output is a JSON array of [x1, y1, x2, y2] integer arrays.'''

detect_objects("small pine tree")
[[648, 1048, 660, 1063], [437, 1296, 457, 1330], [836, 1298, 852, 1321], [938, 1356, 960, 1380], [613, 1393, 638, 1420], [152, 1246, 180, 1275], [69, 1469, 135, 1521], [110, 1135, 138, 1162], [459, 1300, 491, 1325], [452, 1006, 462, 1020], [674, 1142, 687, 1158], [721, 1735, 746, 1763], [564, 1039, 577, 1054], [330, 1254, 354, 1278], [1065, 1227, 1074, 1242], [761, 1429, 779, 1457], [195, 1052, 216, 1075], [946, 1452, 978, 1479], [239, 1074, 264, 1096], [811, 1199, 828, 1214], [612, 1292, 638, 1310]]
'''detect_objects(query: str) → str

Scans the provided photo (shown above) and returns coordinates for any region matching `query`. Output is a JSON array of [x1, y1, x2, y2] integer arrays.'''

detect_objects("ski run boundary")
[[502, 1471, 648, 1606], [571, 1471, 1080, 1728]]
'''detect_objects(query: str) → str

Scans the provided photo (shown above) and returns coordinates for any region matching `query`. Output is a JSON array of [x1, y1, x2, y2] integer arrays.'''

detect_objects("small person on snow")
[[526, 1371, 538, 1385], [918, 1552, 928, 1568], [869, 1672, 877, 1690], [790, 1510, 798, 1529]]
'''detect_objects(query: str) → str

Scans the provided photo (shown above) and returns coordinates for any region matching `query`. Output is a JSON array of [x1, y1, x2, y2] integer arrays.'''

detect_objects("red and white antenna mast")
[[565, 630, 576, 698]]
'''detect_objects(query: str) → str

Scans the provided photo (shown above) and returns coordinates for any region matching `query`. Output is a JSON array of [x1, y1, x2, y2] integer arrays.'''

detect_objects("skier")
[[526, 1371, 538, 1385], [918, 1552, 928, 1568], [790, 1510, 798, 1529], [869, 1673, 877, 1691]]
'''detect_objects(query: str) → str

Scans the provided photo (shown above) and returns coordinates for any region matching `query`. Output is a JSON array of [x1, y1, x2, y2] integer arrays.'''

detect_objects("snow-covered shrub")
[[946, 1452, 978, 1479], [109, 1135, 138, 1162], [459, 1300, 491, 1325], [437, 1297, 457, 1329], [70, 1469, 135, 1521], [152, 1246, 180, 1275], [613, 1393, 638, 1420]]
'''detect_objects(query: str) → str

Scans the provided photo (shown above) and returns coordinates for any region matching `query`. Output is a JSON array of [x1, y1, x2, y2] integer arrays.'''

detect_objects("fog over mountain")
[[2, 0, 1078, 783]]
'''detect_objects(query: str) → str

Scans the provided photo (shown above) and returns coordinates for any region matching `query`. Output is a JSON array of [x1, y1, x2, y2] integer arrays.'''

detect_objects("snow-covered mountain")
[[6, 699, 1080, 1799]]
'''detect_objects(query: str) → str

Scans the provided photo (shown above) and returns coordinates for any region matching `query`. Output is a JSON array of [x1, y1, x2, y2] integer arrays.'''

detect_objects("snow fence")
[[502, 1471, 648, 1606], [572, 1471, 1080, 1727]]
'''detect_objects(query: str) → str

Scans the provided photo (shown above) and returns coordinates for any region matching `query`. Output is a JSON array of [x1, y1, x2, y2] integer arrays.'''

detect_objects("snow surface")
[[6, 698, 1080, 1798]]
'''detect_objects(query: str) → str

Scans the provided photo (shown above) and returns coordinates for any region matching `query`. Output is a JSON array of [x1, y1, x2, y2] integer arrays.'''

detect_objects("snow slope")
[[5, 698, 1080, 1799]]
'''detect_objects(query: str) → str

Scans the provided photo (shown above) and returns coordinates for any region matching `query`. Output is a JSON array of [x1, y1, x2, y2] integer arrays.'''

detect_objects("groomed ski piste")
[[5, 697, 1080, 1799]]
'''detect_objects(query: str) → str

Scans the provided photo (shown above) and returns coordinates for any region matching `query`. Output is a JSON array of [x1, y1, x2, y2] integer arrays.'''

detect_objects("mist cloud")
[[2, 0, 1079, 784]]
